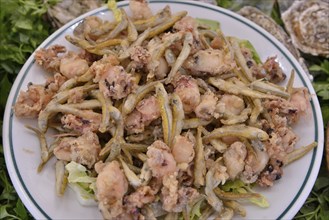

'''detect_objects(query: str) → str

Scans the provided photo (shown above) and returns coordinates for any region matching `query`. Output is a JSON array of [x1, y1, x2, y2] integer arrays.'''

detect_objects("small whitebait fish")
[[119, 157, 142, 188], [203, 124, 269, 142], [55, 160, 68, 196], [209, 77, 282, 100], [25, 125, 50, 172], [96, 9, 128, 43], [170, 93, 184, 145], [182, 118, 212, 129], [133, 5, 172, 31], [147, 11, 188, 39], [250, 80, 290, 99], [155, 83, 173, 146], [229, 37, 254, 82], [165, 32, 193, 84], [284, 142, 318, 165]]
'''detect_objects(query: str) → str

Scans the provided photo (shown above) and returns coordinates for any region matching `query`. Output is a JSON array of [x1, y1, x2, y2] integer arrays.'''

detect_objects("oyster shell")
[[238, 6, 310, 76], [47, 0, 103, 28], [282, 0, 329, 58]]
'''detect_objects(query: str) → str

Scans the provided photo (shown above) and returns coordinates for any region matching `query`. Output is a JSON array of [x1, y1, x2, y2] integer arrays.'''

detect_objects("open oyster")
[[47, 0, 103, 28], [282, 0, 329, 58]]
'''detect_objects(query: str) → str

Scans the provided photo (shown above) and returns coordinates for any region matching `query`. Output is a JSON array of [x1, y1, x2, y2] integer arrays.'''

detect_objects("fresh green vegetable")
[[310, 59, 329, 128], [0, 0, 58, 109], [65, 162, 97, 206], [294, 166, 329, 220], [196, 18, 220, 31], [221, 180, 269, 208], [0, 145, 29, 220], [311, 60, 329, 101]]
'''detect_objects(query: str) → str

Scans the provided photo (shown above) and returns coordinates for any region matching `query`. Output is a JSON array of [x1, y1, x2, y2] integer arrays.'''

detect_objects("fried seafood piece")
[[14, 84, 51, 118], [94, 64, 135, 100], [263, 116, 298, 163], [258, 158, 284, 187], [173, 75, 200, 113], [256, 118, 292, 186], [160, 171, 200, 213], [146, 140, 177, 178], [45, 73, 67, 95], [240, 46, 264, 79], [125, 95, 161, 133], [262, 56, 286, 83], [264, 87, 310, 125], [66, 86, 86, 104], [129, 0, 153, 20], [73, 16, 103, 40], [173, 16, 202, 52], [240, 47, 286, 84], [183, 49, 235, 76], [79, 50, 101, 65], [195, 91, 218, 120], [61, 110, 102, 133], [129, 45, 150, 70], [173, 187, 199, 212], [34, 45, 66, 73], [53, 131, 101, 168], [161, 172, 179, 212], [59, 51, 89, 79], [125, 186, 157, 213], [95, 161, 128, 219], [223, 142, 247, 180], [173, 16, 197, 33], [217, 94, 245, 116], [289, 87, 311, 118], [172, 134, 195, 164]]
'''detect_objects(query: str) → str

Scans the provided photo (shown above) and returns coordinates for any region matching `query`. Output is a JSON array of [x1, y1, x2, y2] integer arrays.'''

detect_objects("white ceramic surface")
[[3, 0, 324, 219]]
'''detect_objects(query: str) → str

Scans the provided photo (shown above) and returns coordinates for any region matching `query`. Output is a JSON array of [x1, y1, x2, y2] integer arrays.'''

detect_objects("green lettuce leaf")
[[65, 161, 97, 206], [196, 18, 220, 31], [221, 180, 269, 208]]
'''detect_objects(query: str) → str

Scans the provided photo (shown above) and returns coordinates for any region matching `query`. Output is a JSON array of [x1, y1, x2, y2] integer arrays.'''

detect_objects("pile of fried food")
[[14, 1, 317, 219]]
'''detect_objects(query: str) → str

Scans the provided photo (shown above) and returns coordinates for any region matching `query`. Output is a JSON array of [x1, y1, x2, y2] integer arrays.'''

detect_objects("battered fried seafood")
[[14, 1, 317, 219]]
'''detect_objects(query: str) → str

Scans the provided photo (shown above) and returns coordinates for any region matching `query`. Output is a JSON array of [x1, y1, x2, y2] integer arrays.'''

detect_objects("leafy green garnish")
[[313, 83, 329, 100], [295, 172, 329, 220], [0, 146, 30, 220], [310, 59, 329, 127], [221, 180, 269, 208], [0, 0, 58, 109], [65, 161, 96, 206], [196, 18, 220, 31], [309, 60, 329, 75]]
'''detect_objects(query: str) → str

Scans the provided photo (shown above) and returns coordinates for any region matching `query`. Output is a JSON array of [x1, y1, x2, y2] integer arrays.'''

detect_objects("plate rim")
[[3, 0, 324, 219]]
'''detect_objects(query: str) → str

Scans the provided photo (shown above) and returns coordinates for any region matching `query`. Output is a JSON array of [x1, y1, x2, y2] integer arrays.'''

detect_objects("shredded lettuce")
[[196, 18, 220, 31], [65, 161, 97, 206], [221, 180, 269, 208]]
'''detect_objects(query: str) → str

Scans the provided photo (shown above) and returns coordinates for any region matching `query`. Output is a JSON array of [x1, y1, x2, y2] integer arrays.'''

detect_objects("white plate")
[[3, 0, 324, 219]]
